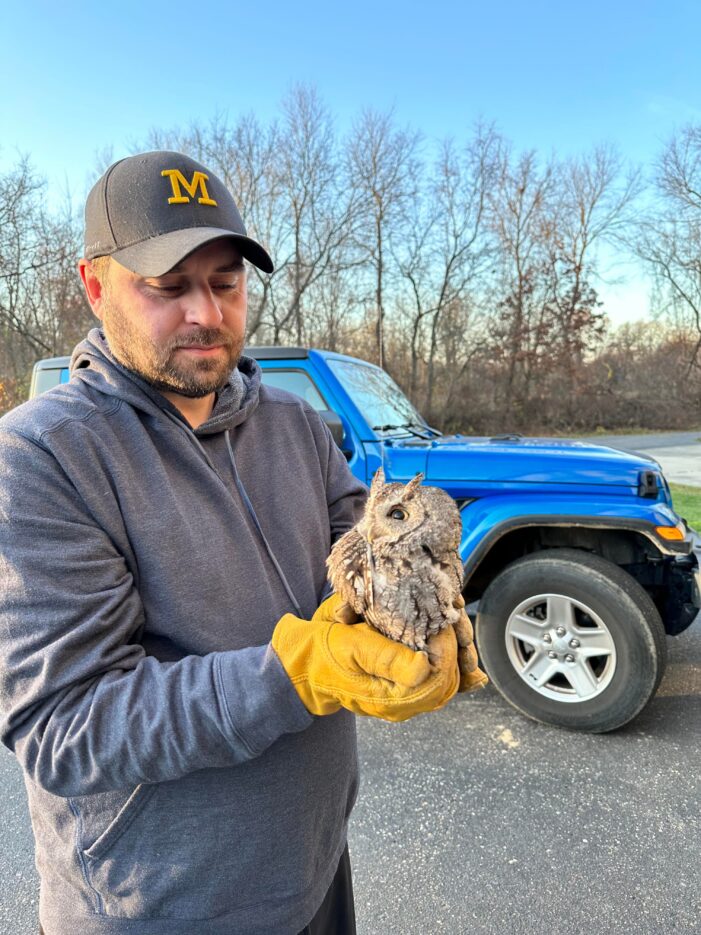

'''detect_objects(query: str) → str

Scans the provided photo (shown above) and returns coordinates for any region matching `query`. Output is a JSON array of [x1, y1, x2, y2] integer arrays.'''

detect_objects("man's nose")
[[183, 286, 223, 327]]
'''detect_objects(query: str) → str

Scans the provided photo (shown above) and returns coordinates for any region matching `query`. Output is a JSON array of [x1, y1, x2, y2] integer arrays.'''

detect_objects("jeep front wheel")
[[475, 549, 667, 733]]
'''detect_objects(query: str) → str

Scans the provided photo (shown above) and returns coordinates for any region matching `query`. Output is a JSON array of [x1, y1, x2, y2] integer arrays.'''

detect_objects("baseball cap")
[[84, 151, 273, 275]]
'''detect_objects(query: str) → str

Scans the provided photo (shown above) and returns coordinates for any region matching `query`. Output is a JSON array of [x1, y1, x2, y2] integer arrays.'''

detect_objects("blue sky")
[[2, 0, 700, 320]]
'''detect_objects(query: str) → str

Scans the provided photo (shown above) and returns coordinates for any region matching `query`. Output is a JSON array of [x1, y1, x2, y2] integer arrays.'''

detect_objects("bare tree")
[[487, 147, 557, 423], [0, 158, 88, 412], [543, 146, 640, 421], [394, 124, 501, 416], [267, 85, 363, 343], [635, 126, 701, 373], [8, 95, 699, 434], [345, 110, 421, 368]]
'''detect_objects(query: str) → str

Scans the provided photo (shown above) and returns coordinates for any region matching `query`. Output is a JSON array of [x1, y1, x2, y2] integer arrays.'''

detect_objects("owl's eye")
[[389, 508, 408, 521]]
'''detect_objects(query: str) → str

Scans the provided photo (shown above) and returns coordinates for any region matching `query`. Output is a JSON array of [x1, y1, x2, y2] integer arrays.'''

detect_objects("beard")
[[99, 295, 244, 398]]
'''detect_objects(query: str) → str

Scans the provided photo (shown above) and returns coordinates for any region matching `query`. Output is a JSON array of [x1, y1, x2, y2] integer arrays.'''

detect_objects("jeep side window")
[[30, 367, 69, 397], [259, 369, 328, 411]]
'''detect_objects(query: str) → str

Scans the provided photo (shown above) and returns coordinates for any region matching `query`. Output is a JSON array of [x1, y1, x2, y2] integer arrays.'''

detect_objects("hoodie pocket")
[[82, 783, 158, 863]]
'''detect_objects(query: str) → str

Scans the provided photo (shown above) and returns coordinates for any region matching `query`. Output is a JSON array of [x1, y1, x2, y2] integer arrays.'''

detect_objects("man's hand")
[[271, 594, 459, 721]]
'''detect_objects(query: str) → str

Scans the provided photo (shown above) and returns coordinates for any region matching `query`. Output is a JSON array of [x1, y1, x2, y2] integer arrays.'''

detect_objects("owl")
[[327, 467, 467, 652]]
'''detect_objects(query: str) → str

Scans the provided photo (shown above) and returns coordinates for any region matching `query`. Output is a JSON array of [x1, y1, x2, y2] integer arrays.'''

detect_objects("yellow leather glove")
[[271, 593, 459, 722]]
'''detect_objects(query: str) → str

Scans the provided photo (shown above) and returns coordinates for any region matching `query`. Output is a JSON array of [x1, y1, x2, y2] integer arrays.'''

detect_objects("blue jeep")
[[30, 347, 700, 733]]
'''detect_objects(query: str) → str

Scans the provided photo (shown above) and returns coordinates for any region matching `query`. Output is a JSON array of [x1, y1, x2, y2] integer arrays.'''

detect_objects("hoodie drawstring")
[[162, 409, 304, 618], [224, 431, 304, 619]]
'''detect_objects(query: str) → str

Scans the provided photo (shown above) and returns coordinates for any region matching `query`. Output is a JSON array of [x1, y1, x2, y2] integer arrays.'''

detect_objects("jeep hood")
[[382, 435, 659, 492]]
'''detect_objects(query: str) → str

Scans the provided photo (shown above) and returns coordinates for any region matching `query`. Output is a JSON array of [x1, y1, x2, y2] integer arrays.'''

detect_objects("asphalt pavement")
[[0, 752, 37, 931], [2, 611, 699, 935], [349, 612, 701, 935], [576, 431, 701, 487]]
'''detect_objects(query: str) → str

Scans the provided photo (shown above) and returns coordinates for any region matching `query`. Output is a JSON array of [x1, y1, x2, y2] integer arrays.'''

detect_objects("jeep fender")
[[459, 492, 691, 578]]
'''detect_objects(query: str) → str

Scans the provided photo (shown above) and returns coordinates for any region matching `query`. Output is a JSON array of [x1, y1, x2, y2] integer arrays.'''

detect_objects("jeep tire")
[[475, 548, 667, 733]]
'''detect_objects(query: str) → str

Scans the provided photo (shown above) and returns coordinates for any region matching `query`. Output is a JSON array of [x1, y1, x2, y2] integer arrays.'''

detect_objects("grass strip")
[[669, 483, 701, 533]]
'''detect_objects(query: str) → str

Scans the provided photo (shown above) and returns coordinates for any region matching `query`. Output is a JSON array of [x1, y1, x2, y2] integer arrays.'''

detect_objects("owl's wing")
[[450, 550, 464, 594], [326, 527, 367, 615], [448, 550, 465, 609], [422, 552, 463, 630]]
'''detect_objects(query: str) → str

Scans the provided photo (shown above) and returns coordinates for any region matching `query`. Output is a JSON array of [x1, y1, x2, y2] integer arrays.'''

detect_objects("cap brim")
[[111, 227, 274, 276]]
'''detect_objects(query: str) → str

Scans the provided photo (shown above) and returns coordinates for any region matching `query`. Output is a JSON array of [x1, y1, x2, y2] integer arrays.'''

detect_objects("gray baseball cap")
[[84, 151, 273, 275]]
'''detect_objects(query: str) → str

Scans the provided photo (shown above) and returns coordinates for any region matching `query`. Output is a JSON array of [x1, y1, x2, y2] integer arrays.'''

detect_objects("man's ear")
[[78, 258, 105, 320]]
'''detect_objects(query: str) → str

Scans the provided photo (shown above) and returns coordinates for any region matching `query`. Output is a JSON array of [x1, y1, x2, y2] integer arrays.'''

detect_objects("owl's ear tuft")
[[404, 472, 425, 498], [371, 467, 386, 494]]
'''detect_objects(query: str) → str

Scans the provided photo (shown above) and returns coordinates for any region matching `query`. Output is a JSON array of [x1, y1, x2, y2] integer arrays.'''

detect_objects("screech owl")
[[326, 468, 467, 652]]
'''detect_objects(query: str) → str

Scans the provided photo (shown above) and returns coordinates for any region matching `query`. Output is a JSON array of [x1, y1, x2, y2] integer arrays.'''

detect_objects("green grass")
[[669, 483, 701, 532]]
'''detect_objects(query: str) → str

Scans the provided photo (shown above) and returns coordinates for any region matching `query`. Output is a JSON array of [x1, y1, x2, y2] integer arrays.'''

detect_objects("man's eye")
[[212, 281, 240, 291], [389, 508, 407, 521], [146, 282, 182, 294]]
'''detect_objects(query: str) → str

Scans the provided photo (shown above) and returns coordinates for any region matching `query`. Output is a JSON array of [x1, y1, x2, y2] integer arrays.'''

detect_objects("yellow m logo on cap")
[[161, 169, 218, 206]]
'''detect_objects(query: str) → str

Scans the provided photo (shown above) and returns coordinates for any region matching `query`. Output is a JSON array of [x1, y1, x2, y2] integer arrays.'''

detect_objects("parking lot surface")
[[577, 431, 701, 486], [2, 612, 699, 934], [349, 614, 701, 935]]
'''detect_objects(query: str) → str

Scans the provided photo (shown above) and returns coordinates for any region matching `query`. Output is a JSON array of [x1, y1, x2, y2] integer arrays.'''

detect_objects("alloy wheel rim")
[[504, 593, 617, 703]]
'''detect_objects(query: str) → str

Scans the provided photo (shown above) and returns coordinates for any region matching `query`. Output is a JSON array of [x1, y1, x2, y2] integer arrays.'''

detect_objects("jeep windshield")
[[326, 358, 437, 438]]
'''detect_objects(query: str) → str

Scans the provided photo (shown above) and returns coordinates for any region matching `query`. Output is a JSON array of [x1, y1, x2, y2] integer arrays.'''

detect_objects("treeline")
[[2, 86, 701, 431]]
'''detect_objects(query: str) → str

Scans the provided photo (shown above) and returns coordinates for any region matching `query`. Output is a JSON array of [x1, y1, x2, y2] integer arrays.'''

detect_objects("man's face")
[[95, 240, 248, 398]]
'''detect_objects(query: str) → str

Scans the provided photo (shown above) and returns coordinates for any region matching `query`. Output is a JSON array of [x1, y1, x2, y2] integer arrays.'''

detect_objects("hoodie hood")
[[69, 328, 261, 435]]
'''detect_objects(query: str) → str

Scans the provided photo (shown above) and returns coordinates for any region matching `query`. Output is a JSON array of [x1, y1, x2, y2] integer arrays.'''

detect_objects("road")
[[576, 431, 701, 487]]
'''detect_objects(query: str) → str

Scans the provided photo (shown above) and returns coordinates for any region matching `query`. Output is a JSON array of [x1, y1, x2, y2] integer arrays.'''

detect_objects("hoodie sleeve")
[[0, 428, 312, 797]]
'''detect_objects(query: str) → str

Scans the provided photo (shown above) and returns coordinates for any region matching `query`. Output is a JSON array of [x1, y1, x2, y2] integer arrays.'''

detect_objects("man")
[[0, 151, 462, 935]]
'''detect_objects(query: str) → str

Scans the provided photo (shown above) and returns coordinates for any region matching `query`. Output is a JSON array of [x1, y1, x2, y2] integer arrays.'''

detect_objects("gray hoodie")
[[0, 330, 367, 934]]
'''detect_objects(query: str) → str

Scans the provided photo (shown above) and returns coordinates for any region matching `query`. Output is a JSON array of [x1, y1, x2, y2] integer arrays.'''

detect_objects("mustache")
[[169, 329, 235, 351]]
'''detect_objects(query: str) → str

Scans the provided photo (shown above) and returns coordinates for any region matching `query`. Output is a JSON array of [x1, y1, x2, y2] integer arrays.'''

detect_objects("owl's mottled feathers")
[[327, 468, 465, 652]]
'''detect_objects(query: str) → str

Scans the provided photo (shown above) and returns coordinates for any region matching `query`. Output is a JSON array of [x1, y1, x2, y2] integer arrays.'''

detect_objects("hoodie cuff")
[[215, 644, 313, 759]]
